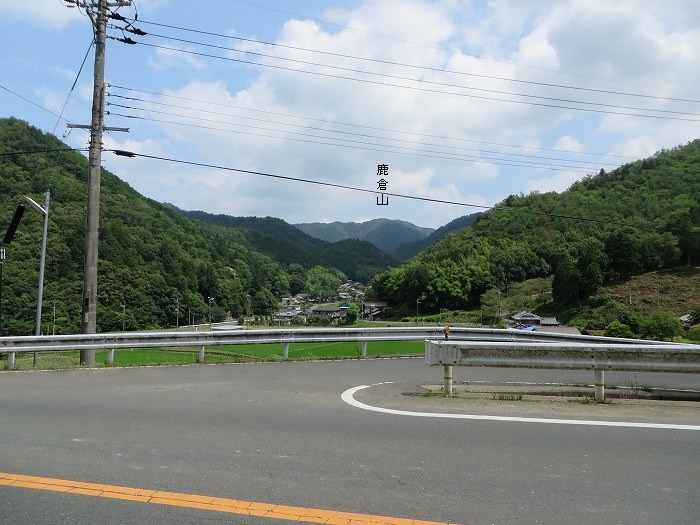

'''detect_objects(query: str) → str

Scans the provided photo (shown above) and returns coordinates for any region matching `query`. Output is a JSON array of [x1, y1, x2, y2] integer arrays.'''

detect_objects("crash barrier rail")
[[425, 339, 700, 401], [3, 326, 696, 401], [1, 325, 677, 372]]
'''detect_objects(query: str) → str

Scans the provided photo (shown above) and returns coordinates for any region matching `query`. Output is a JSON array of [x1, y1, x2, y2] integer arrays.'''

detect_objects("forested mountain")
[[392, 212, 482, 261], [177, 211, 396, 282], [0, 118, 390, 335], [295, 218, 433, 254], [369, 141, 700, 317]]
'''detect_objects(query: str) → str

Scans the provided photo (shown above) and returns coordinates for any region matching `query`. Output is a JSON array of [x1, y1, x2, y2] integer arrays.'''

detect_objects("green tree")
[[305, 266, 344, 302], [686, 325, 700, 342], [640, 311, 683, 341], [552, 256, 580, 304], [252, 289, 277, 315], [341, 305, 359, 326], [287, 263, 306, 296], [605, 321, 635, 339]]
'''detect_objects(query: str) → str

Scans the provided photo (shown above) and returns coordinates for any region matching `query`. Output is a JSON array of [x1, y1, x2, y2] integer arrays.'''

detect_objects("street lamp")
[[208, 296, 213, 329], [0, 247, 5, 337], [175, 298, 180, 330], [416, 298, 421, 325], [26, 192, 50, 368], [25, 192, 49, 336]]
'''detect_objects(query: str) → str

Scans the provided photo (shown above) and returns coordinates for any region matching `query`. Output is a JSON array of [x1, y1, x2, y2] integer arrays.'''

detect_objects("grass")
[[3, 340, 426, 370], [491, 393, 524, 401]]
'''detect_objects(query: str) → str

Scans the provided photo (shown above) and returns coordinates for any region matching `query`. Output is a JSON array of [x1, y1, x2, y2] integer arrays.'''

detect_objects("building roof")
[[511, 311, 542, 321]]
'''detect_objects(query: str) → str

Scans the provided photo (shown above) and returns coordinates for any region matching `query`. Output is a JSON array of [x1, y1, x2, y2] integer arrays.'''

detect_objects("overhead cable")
[[107, 84, 638, 160], [117, 41, 700, 122], [106, 148, 643, 227]]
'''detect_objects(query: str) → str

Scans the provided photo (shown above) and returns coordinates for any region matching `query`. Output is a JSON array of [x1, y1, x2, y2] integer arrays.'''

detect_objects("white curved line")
[[341, 384, 700, 431]]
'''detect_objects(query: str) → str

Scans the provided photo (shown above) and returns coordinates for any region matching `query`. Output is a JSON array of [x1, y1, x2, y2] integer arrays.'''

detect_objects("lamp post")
[[176, 298, 180, 330], [26, 191, 50, 367], [0, 247, 5, 337], [208, 296, 213, 329], [416, 298, 421, 325]]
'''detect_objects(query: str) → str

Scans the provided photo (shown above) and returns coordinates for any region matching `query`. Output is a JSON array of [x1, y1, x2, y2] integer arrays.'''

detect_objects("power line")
[[128, 20, 700, 106], [105, 148, 641, 227], [107, 109, 595, 172], [109, 19, 700, 120], [107, 93, 618, 166], [224, 1, 700, 97], [106, 97, 617, 169], [0, 85, 67, 122], [108, 84, 639, 160], [0, 148, 87, 157], [118, 41, 700, 123]]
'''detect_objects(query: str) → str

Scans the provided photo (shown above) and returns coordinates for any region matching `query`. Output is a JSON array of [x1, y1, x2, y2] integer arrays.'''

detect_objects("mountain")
[[369, 140, 700, 317], [392, 212, 482, 261], [177, 211, 396, 282], [0, 118, 392, 335], [295, 218, 433, 254]]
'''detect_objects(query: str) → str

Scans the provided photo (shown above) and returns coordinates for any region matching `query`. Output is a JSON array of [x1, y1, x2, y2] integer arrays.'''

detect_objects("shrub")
[[605, 321, 635, 339], [687, 325, 700, 342], [640, 311, 683, 341], [306, 315, 331, 326]]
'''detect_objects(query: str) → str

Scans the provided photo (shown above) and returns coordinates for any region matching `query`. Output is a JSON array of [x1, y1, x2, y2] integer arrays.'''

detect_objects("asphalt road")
[[1, 358, 699, 524]]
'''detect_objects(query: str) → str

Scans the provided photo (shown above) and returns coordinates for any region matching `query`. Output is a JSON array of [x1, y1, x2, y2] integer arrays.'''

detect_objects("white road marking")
[[341, 384, 700, 431]]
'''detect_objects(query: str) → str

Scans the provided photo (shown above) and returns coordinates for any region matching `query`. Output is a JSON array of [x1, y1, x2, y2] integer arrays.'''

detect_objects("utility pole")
[[63, 0, 129, 364], [79, 0, 108, 365]]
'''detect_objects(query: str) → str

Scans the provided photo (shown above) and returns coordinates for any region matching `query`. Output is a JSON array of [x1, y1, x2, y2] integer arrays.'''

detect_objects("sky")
[[1, 0, 699, 229]]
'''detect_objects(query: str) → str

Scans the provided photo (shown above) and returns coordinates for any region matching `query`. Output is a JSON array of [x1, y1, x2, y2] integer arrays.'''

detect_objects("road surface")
[[1, 358, 698, 524]]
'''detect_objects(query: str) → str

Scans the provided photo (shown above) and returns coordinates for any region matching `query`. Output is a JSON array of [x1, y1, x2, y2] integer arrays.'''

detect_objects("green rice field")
[[4, 340, 425, 370]]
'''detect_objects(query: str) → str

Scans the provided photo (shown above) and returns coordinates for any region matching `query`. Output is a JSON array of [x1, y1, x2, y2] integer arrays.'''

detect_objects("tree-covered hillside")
[[392, 212, 482, 261], [369, 140, 700, 316], [0, 118, 389, 335], [178, 211, 396, 282]]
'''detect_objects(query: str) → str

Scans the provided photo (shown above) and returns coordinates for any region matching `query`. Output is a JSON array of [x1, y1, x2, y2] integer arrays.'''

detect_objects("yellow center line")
[[0, 471, 463, 525]]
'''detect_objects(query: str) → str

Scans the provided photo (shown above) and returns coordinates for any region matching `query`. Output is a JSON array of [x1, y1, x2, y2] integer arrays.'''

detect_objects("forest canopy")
[[369, 140, 700, 316]]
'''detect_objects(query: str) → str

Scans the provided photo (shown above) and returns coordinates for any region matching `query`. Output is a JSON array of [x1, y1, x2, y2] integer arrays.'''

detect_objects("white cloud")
[[525, 169, 584, 195], [14, 0, 696, 229], [147, 46, 207, 71], [553, 135, 585, 154], [0, 0, 85, 29]]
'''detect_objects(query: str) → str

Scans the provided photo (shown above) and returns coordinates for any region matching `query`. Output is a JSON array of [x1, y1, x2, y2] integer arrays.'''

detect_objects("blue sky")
[[2, 0, 699, 229]]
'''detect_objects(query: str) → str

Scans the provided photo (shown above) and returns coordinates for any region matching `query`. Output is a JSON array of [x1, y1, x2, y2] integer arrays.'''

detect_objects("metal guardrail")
[[3, 327, 695, 401], [425, 339, 700, 401], [0, 326, 453, 368], [0, 325, 669, 352]]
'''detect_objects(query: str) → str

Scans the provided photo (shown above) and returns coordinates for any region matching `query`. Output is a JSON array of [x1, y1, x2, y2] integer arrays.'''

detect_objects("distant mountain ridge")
[[294, 218, 433, 255], [178, 211, 397, 282]]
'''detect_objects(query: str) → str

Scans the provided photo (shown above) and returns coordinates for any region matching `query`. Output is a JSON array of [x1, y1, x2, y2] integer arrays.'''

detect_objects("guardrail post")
[[444, 364, 453, 396], [198, 345, 205, 364], [594, 369, 605, 402], [107, 347, 115, 366], [361, 341, 367, 358], [8, 352, 16, 369], [283, 342, 289, 360]]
